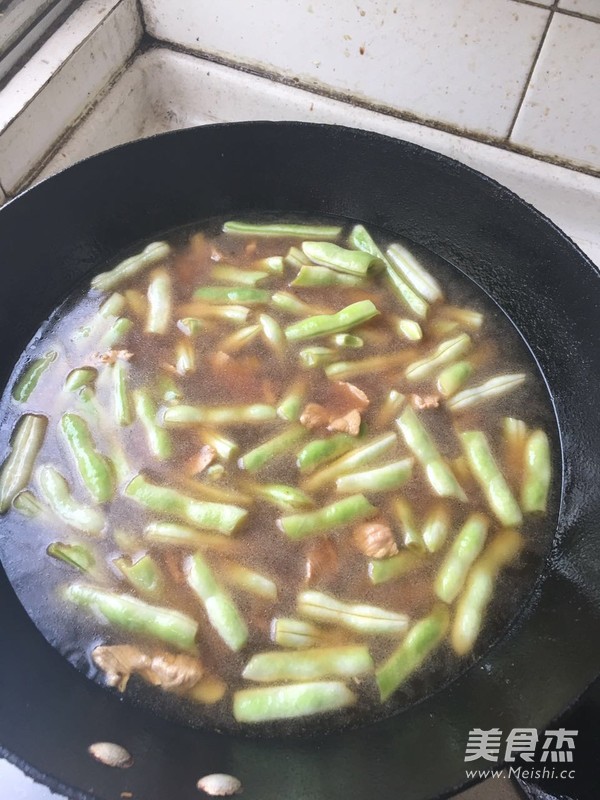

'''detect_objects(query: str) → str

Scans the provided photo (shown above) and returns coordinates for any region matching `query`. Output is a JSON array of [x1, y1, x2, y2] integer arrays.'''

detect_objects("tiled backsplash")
[[140, 0, 600, 173]]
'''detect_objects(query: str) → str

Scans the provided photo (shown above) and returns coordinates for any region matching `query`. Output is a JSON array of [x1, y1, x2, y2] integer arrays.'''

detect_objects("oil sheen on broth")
[[0, 218, 555, 735]]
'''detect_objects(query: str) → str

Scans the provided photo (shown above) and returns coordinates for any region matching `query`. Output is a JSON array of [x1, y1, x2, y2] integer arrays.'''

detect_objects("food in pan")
[[0, 218, 553, 731]]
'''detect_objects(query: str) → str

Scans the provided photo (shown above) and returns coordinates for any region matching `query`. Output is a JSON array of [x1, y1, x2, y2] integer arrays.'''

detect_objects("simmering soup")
[[0, 218, 554, 734]]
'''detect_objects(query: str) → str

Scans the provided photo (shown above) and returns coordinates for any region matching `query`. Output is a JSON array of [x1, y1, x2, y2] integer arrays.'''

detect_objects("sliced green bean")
[[193, 286, 270, 305], [299, 347, 337, 368], [330, 333, 363, 349], [243, 645, 373, 683], [233, 681, 356, 723], [100, 291, 127, 318], [60, 413, 115, 503], [200, 428, 238, 461], [163, 404, 277, 427], [303, 432, 397, 492], [259, 313, 285, 357], [47, 542, 96, 574], [114, 554, 165, 600], [271, 617, 326, 649], [65, 367, 97, 393], [297, 433, 355, 474], [348, 224, 386, 261], [396, 407, 466, 501], [186, 552, 248, 651], [405, 334, 471, 382], [221, 561, 278, 601], [434, 513, 489, 603], [285, 300, 379, 342], [368, 551, 424, 585], [125, 475, 247, 535], [0, 414, 47, 513], [277, 379, 306, 422], [174, 339, 195, 375], [302, 241, 377, 276], [291, 265, 365, 288], [521, 430, 551, 513], [376, 389, 406, 427], [111, 362, 132, 426], [451, 529, 523, 655], [38, 465, 105, 536], [271, 291, 332, 317], [396, 319, 423, 342], [387, 243, 443, 304], [285, 246, 310, 269], [298, 590, 408, 635], [157, 374, 183, 406], [145, 268, 172, 335], [177, 317, 204, 337], [219, 324, 261, 353], [253, 256, 284, 274], [440, 305, 483, 330], [437, 360, 473, 398], [447, 374, 526, 412], [324, 352, 411, 381], [144, 521, 236, 551], [376, 605, 450, 701], [422, 505, 451, 553], [503, 417, 528, 482], [460, 431, 522, 526], [223, 221, 342, 239], [12, 489, 51, 519], [238, 425, 307, 473], [336, 458, 413, 495], [244, 482, 315, 512], [385, 262, 429, 319], [179, 303, 251, 324], [12, 351, 58, 402], [279, 494, 376, 540], [392, 497, 424, 551], [133, 390, 172, 460], [99, 317, 133, 349], [92, 242, 171, 292], [65, 583, 198, 651], [211, 265, 269, 285]]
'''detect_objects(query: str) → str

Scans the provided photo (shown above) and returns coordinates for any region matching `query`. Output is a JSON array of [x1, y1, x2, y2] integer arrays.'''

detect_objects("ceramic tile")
[[0, 0, 142, 194], [558, 0, 600, 18], [511, 14, 600, 171], [141, 0, 548, 138]]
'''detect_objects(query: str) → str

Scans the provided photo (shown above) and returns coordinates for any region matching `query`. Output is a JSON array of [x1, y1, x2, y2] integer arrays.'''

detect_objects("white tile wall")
[[510, 14, 600, 171], [140, 0, 549, 138], [558, 0, 600, 18]]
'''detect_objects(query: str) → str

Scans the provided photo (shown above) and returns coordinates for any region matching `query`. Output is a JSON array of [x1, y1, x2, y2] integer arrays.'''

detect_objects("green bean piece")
[[245, 483, 315, 512], [186, 479, 253, 507], [437, 360, 473, 398], [125, 475, 247, 535], [233, 681, 356, 723], [277, 379, 306, 422], [301, 241, 377, 276], [37, 465, 105, 536], [243, 645, 373, 683], [0, 414, 47, 513], [145, 268, 172, 335], [385, 262, 429, 319], [299, 347, 337, 368], [386, 243, 443, 304], [111, 362, 132, 426], [12, 489, 51, 519], [297, 433, 355, 474], [434, 513, 489, 603], [133, 390, 172, 460], [237, 425, 307, 473], [193, 286, 270, 305], [298, 590, 409, 635], [460, 431, 522, 526], [396, 319, 423, 342], [422, 505, 451, 553], [324, 352, 411, 381], [303, 432, 397, 492], [174, 339, 196, 375], [65, 367, 98, 393], [291, 265, 365, 288], [330, 333, 363, 349], [219, 324, 261, 354], [211, 265, 269, 285], [200, 428, 239, 461], [259, 313, 286, 357], [271, 291, 332, 317], [376, 605, 450, 701], [158, 374, 183, 405], [177, 317, 204, 337], [206, 464, 225, 481], [100, 317, 134, 349], [396, 407, 466, 501], [100, 291, 127, 318], [253, 255, 284, 274], [221, 561, 278, 601], [12, 351, 58, 403], [368, 551, 424, 585], [376, 389, 406, 427], [180, 303, 250, 325], [47, 542, 96, 574], [521, 430, 551, 513], [392, 498, 424, 551], [447, 374, 526, 412], [405, 334, 471, 382], [451, 529, 523, 655], [144, 521, 236, 551], [92, 242, 171, 292], [223, 221, 343, 239], [65, 583, 198, 651], [163, 404, 277, 427], [285, 300, 379, 342], [336, 458, 413, 496], [114, 554, 165, 600], [348, 224, 386, 260], [279, 494, 376, 540], [440, 305, 483, 330], [60, 413, 115, 503], [285, 246, 310, 269], [502, 417, 528, 482], [271, 617, 326, 649], [186, 552, 248, 651]]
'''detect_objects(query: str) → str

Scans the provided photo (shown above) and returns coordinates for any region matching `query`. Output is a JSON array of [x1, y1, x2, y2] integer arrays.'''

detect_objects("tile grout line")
[[506, 4, 557, 141], [511, 0, 600, 22]]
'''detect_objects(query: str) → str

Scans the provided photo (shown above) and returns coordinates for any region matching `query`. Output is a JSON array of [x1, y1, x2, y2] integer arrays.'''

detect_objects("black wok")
[[0, 122, 599, 800]]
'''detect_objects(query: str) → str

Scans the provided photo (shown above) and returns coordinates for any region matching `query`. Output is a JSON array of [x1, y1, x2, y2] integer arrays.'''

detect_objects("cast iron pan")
[[0, 122, 599, 800]]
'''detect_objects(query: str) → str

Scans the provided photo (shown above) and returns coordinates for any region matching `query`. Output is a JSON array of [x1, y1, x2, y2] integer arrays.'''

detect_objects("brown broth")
[[0, 216, 559, 736]]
